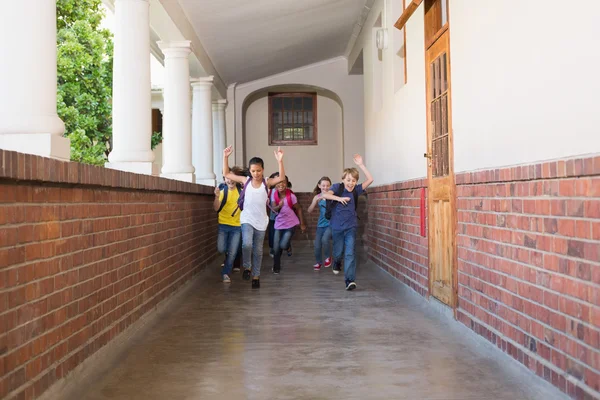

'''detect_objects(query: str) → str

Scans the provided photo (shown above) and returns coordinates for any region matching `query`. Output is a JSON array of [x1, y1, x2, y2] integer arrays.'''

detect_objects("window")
[[269, 93, 317, 145], [424, 0, 449, 48]]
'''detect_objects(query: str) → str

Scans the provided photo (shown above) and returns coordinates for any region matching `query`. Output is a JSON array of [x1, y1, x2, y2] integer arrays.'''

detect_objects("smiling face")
[[318, 179, 331, 194], [276, 179, 287, 193], [225, 177, 236, 189], [342, 174, 358, 192], [249, 163, 264, 181]]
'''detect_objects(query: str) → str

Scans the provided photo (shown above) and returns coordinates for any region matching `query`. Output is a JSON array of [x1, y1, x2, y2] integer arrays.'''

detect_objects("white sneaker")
[[222, 274, 231, 283], [346, 282, 356, 291]]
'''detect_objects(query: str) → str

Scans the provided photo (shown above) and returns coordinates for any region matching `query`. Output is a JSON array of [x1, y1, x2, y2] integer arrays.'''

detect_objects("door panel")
[[426, 29, 456, 307]]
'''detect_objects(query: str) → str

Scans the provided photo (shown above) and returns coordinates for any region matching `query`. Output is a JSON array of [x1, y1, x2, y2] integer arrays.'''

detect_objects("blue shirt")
[[317, 199, 330, 228], [329, 183, 364, 230]]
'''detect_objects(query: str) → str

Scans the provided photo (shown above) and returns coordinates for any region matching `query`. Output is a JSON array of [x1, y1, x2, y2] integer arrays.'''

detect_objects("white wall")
[[351, 0, 600, 185], [229, 57, 365, 180], [450, 0, 600, 172], [351, 0, 428, 185], [244, 95, 343, 192]]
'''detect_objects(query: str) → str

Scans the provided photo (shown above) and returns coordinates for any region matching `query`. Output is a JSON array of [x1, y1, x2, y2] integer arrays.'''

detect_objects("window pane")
[[307, 126, 314, 139], [304, 96, 313, 111], [293, 97, 303, 111], [441, 0, 448, 26], [283, 97, 293, 111], [305, 111, 313, 125], [272, 97, 282, 110]]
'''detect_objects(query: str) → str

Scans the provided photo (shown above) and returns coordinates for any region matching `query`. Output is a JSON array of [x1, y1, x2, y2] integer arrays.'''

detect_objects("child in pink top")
[[271, 176, 306, 274]]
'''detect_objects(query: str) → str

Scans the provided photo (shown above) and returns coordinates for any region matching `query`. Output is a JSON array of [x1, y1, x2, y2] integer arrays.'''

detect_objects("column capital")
[[191, 76, 214, 88], [157, 40, 192, 58], [212, 99, 227, 111]]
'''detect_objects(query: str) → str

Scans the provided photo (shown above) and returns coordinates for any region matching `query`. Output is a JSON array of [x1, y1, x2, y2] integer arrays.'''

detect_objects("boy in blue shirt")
[[322, 154, 374, 290]]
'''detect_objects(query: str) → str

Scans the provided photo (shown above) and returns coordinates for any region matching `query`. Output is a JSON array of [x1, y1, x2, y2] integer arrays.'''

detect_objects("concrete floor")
[[64, 242, 567, 400]]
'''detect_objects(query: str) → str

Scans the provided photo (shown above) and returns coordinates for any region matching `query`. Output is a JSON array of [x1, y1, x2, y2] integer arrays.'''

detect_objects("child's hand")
[[274, 146, 284, 162], [338, 197, 351, 205], [278, 199, 284, 208], [353, 154, 364, 166], [214, 187, 220, 197], [224, 146, 233, 158], [300, 224, 306, 233]]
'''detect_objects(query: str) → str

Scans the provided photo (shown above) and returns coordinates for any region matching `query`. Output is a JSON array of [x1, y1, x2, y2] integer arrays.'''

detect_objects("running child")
[[307, 176, 333, 271], [222, 145, 286, 288], [322, 154, 374, 290]]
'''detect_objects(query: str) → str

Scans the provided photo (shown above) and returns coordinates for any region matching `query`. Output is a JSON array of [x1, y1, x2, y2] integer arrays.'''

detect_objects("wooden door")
[[425, 28, 456, 307]]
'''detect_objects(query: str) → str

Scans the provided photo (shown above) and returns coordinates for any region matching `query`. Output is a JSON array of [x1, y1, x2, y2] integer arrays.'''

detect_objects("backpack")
[[272, 188, 295, 211], [216, 182, 242, 216], [233, 177, 270, 216], [325, 183, 359, 220]]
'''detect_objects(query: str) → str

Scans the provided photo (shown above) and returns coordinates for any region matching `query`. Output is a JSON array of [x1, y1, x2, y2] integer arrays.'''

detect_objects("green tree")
[[57, 0, 113, 165]]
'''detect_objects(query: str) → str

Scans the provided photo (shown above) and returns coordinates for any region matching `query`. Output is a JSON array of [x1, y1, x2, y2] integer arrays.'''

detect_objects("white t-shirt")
[[240, 178, 269, 231]]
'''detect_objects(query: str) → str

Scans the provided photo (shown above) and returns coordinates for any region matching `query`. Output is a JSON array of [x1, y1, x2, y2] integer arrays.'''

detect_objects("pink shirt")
[[274, 191, 300, 230]]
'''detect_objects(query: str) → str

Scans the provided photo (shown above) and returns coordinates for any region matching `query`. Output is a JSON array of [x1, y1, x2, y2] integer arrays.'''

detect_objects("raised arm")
[[321, 188, 351, 205], [222, 146, 247, 184], [267, 147, 286, 187], [354, 154, 374, 190]]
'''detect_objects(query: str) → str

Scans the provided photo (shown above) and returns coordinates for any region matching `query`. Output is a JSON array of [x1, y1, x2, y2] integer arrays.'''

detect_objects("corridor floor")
[[66, 242, 567, 400]]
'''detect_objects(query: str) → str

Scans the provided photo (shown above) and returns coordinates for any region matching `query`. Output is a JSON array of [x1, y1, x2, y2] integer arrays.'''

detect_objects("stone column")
[[191, 77, 215, 186], [0, 0, 70, 161], [212, 102, 220, 182], [213, 100, 227, 183], [106, 0, 154, 174], [158, 41, 195, 183]]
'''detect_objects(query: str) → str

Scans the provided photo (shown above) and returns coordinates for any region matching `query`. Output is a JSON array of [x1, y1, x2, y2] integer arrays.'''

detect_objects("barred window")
[[268, 93, 317, 145]]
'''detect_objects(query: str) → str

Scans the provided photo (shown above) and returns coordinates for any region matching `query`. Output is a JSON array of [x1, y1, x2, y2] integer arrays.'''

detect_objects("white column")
[[212, 102, 220, 182], [0, 0, 69, 161], [191, 77, 215, 186], [106, 0, 155, 174], [214, 100, 227, 183], [158, 41, 195, 183]]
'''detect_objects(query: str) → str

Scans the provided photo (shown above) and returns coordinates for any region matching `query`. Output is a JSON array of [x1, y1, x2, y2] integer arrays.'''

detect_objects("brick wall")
[[456, 155, 600, 399], [0, 150, 218, 399], [365, 155, 600, 400], [365, 179, 429, 297]]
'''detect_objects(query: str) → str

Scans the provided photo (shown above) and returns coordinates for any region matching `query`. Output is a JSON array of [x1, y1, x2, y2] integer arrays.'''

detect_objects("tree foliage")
[[57, 0, 113, 165]]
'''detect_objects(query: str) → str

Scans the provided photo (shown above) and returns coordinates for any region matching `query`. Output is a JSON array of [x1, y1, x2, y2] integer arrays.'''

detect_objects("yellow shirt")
[[218, 187, 241, 227]]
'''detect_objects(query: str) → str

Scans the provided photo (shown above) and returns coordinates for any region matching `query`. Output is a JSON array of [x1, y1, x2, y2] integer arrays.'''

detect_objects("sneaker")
[[332, 261, 341, 275], [324, 257, 332, 268], [269, 249, 274, 258], [346, 281, 357, 291], [287, 244, 293, 257], [232, 267, 241, 272], [313, 263, 322, 271], [242, 269, 251, 280], [252, 278, 260, 289], [273, 266, 280, 274], [222, 274, 231, 283]]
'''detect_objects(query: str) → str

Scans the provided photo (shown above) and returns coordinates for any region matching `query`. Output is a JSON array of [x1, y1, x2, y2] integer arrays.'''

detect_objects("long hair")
[[312, 176, 332, 196]]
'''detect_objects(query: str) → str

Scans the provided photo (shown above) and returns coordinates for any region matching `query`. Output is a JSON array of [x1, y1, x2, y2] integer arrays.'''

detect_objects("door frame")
[[424, 2, 458, 311]]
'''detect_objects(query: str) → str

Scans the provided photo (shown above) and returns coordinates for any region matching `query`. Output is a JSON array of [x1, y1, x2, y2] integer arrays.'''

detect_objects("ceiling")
[[176, 0, 370, 84]]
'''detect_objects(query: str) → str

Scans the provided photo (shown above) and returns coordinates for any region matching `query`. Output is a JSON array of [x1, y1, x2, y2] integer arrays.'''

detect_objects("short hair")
[[230, 166, 246, 176], [342, 168, 359, 181]]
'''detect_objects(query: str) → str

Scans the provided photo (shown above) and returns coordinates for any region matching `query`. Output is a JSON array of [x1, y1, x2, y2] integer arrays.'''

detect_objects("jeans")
[[268, 219, 276, 253], [332, 227, 357, 283], [241, 223, 267, 278], [273, 227, 295, 271], [217, 224, 242, 275], [314, 226, 332, 264]]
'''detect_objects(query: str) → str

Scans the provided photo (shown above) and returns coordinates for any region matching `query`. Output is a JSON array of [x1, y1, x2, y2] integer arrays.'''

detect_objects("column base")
[[195, 178, 216, 186], [105, 161, 158, 176], [160, 172, 195, 183], [0, 133, 70, 161]]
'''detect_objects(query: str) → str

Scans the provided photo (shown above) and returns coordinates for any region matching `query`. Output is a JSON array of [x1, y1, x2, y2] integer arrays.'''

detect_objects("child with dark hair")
[[271, 175, 306, 274], [223, 146, 286, 288], [321, 155, 373, 290], [307, 176, 333, 271]]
